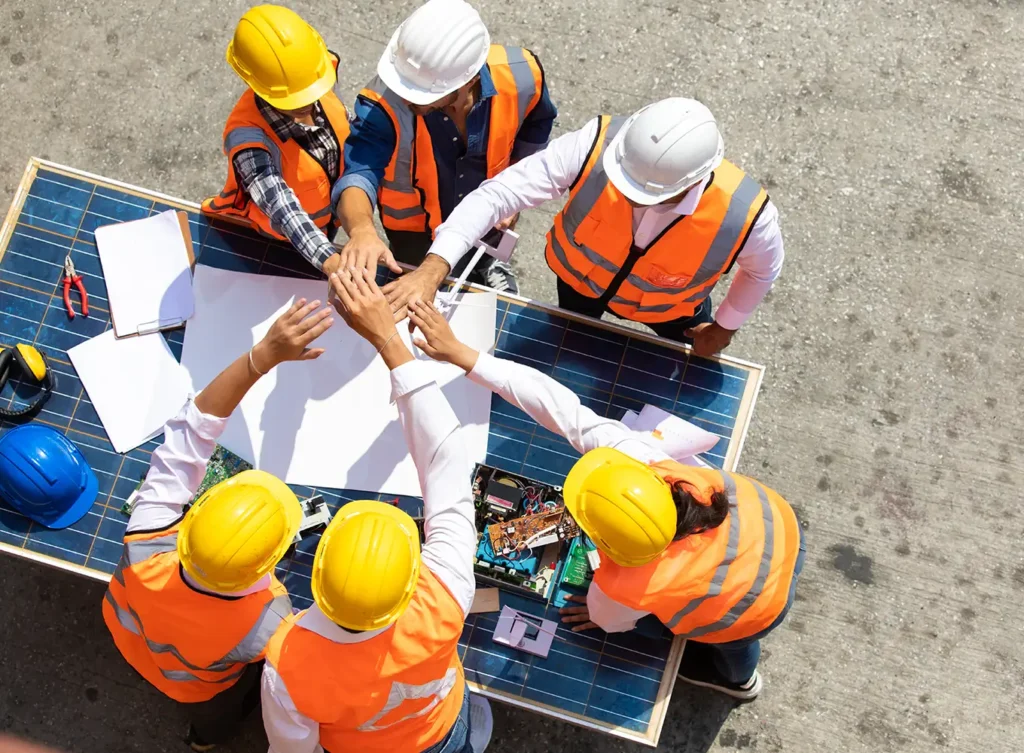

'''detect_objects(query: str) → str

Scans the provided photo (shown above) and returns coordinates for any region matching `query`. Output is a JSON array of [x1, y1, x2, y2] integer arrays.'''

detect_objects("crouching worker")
[[103, 299, 335, 750], [260, 267, 492, 753], [407, 298, 805, 702]]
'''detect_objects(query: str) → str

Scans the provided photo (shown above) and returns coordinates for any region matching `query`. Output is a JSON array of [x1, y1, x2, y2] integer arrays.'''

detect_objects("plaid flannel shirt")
[[232, 97, 343, 271]]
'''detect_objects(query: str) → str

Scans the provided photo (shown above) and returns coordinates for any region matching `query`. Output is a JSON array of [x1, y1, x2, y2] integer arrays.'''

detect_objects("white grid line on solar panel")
[[27, 538, 118, 569], [525, 663, 594, 691], [79, 202, 153, 227], [523, 684, 591, 711], [2, 309, 98, 344], [32, 175, 91, 197], [619, 360, 741, 404], [0, 287, 60, 312], [581, 702, 650, 724], [9, 232, 110, 284], [600, 636, 670, 663], [465, 644, 530, 669], [589, 680, 659, 704], [564, 320, 628, 347], [26, 192, 147, 227], [607, 378, 739, 424], [90, 188, 157, 212], [561, 329, 625, 361], [19, 205, 81, 233], [587, 659, 660, 686], [491, 348, 550, 371], [0, 504, 121, 567]]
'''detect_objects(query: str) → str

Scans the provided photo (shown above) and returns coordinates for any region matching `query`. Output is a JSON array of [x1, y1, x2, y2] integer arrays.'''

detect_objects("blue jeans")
[[695, 533, 807, 684], [421, 691, 473, 753]]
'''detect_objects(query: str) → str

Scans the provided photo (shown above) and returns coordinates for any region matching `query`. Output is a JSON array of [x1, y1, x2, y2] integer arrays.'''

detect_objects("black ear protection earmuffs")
[[0, 344, 55, 420]]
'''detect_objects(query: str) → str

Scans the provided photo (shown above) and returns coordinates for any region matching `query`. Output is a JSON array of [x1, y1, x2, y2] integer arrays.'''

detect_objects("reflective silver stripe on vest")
[[683, 174, 763, 294], [381, 204, 428, 221], [357, 667, 459, 732], [215, 594, 292, 665], [104, 589, 140, 634], [161, 664, 247, 684], [665, 474, 740, 631], [224, 126, 283, 175], [609, 296, 675, 314], [308, 205, 335, 221], [504, 47, 538, 127], [682, 478, 777, 639], [547, 234, 605, 296], [111, 532, 178, 586], [363, 77, 424, 216]]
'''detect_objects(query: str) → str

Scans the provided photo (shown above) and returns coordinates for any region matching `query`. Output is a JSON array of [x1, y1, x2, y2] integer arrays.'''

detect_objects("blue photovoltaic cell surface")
[[0, 164, 760, 741]]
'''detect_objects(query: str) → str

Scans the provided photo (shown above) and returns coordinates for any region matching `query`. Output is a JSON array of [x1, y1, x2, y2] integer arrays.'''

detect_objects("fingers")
[[330, 272, 356, 311], [571, 622, 599, 632], [292, 299, 323, 328], [413, 337, 429, 351], [382, 248, 403, 274], [298, 348, 326, 360], [559, 606, 589, 617], [300, 312, 334, 343], [286, 297, 308, 320], [565, 594, 588, 604], [350, 265, 373, 297]]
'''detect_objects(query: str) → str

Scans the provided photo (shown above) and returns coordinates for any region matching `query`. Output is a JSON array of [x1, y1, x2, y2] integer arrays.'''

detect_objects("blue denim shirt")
[[337, 63, 557, 224]]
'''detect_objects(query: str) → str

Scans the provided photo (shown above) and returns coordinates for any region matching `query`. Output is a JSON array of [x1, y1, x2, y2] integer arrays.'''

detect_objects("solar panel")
[[0, 160, 764, 746]]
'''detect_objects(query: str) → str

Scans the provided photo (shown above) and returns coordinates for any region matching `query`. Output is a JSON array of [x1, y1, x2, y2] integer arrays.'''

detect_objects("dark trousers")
[[691, 533, 808, 684], [555, 279, 714, 345], [182, 661, 264, 745], [385, 229, 501, 284]]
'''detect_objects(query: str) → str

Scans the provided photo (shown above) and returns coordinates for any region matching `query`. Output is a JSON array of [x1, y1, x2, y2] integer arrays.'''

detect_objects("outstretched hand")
[[408, 299, 479, 372], [559, 594, 598, 632], [251, 298, 334, 372]]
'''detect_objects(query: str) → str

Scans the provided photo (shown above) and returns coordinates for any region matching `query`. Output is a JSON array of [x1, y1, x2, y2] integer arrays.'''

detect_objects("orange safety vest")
[[359, 45, 544, 236], [593, 461, 800, 643], [202, 55, 351, 239], [546, 115, 770, 324], [102, 522, 292, 703], [265, 567, 465, 753]]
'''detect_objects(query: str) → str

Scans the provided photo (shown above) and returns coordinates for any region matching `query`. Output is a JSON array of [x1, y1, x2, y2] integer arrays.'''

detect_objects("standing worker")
[[202, 5, 351, 273], [333, 0, 558, 306], [393, 98, 784, 356], [260, 268, 491, 753], [103, 299, 335, 751], [406, 298, 804, 700]]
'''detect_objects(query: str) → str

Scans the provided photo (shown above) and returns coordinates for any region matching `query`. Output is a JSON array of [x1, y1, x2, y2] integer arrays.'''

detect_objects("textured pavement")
[[1, 1, 1023, 752]]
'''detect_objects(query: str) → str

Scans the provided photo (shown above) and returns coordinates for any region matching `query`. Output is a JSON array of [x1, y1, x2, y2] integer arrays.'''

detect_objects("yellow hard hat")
[[311, 501, 421, 632], [178, 470, 302, 593], [226, 5, 336, 110], [563, 448, 677, 567]]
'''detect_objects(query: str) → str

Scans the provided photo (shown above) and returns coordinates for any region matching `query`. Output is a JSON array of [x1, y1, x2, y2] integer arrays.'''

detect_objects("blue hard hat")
[[0, 425, 99, 529]]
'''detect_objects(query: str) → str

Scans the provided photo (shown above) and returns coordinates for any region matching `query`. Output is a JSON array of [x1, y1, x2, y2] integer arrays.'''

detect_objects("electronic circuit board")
[[471, 463, 578, 601]]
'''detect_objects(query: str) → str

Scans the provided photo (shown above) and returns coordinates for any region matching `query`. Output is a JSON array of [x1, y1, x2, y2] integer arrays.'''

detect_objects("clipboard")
[[95, 209, 196, 337]]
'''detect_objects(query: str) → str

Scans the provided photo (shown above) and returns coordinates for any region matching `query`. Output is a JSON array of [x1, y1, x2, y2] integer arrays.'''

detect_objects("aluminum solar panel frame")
[[0, 158, 765, 747]]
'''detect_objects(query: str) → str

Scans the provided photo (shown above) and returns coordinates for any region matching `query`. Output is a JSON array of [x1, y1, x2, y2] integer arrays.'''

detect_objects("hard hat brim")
[[39, 465, 99, 529], [603, 125, 723, 207], [254, 65, 337, 111], [375, 26, 486, 106]]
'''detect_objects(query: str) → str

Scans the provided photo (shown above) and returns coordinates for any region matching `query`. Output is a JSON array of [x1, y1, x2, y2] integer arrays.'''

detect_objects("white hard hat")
[[604, 98, 725, 206], [377, 0, 491, 106]]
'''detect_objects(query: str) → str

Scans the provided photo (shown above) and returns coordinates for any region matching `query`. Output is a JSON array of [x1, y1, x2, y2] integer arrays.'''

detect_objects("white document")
[[630, 404, 719, 462], [180, 265, 495, 495], [94, 209, 194, 337], [68, 329, 192, 453]]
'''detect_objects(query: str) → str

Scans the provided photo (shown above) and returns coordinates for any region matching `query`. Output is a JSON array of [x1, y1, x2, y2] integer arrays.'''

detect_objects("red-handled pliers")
[[62, 255, 89, 319]]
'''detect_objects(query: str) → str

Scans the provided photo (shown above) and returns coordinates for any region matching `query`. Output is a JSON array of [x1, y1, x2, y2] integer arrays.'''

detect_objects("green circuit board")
[[120, 445, 253, 516]]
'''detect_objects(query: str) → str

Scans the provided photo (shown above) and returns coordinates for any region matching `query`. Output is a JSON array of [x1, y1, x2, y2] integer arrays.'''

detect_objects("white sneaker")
[[484, 259, 519, 295], [468, 694, 494, 753]]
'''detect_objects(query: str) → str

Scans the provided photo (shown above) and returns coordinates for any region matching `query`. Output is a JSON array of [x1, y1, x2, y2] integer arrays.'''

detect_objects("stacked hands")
[[251, 268, 593, 631]]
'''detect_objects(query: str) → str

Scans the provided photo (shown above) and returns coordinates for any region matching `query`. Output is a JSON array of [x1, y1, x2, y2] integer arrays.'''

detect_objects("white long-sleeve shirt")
[[467, 352, 717, 633], [262, 359, 477, 753], [126, 400, 272, 597], [430, 117, 785, 331]]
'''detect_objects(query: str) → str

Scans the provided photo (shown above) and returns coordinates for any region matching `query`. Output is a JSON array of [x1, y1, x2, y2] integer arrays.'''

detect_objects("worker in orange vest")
[[333, 0, 558, 307], [202, 5, 351, 274], [103, 299, 334, 750], [393, 97, 785, 357], [258, 267, 492, 753], [407, 298, 805, 702]]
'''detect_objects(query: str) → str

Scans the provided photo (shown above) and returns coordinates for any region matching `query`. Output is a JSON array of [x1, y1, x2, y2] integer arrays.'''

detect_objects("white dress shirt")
[[430, 117, 785, 330], [262, 359, 478, 753], [125, 399, 273, 597], [467, 352, 715, 633]]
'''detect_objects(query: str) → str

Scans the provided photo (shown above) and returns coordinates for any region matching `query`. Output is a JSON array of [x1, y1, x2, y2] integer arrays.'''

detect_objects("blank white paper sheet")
[[180, 265, 496, 495], [68, 329, 192, 453], [94, 209, 194, 337]]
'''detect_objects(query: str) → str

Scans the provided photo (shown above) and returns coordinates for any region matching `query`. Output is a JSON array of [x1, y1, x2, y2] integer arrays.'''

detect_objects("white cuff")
[[466, 351, 503, 389], [712, 300, 750, 331], [389, 360, 436, 401], [182, 397, 229, 441], [429, 229, 473, 271]]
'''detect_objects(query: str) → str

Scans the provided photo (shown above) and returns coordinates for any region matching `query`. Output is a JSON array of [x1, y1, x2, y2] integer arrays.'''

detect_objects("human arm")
[[233, 149, 336, 272], [424, 118, 601, 277], [262, 664, 324, 753], [686, 201, 784, 356], [331, 98, 402, 275], [559, 585, 650, 633], [328, 271, 477, 612], [126, 300, 334, 533], [407, 299, 669, 464]]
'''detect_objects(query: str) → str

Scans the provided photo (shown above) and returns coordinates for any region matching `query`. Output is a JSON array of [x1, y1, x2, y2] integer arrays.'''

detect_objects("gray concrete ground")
[[1, 0, 1023, 751]]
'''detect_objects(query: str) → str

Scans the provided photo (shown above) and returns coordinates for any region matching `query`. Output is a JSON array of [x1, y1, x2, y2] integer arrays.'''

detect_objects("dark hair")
[[671, 484, 729, 540]]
